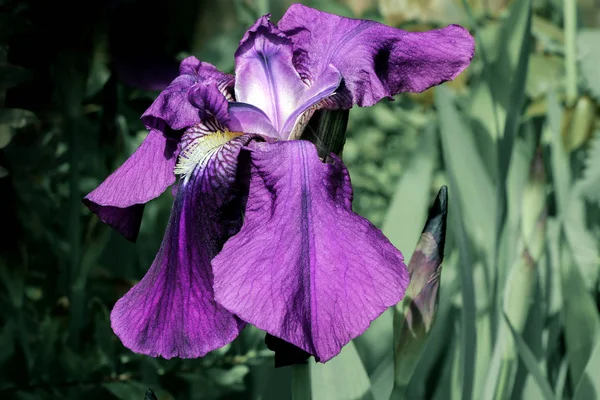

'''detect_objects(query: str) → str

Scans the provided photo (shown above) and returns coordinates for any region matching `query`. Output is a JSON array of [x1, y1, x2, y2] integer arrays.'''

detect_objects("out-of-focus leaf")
[[382, 123, 437, 261], [0, 265, 24, 309], [563, 190, 600, 286], [573, 333, 600, 400], [0, 109, 38, 149], [86, 46, 111, 97], [341, 0, 375, 17], [13, 392, 43, 400], [448, 186, 477, 400], [0, 320, 15, 368], [251, 362, 292, 400], [561, 96, 595, 152], [531, 15, 564, 45], [378, 0, 464, 25], [503, 314, 555, 400], [431, 321, 461, 400], [310, 341, 374, 400], [104, 381, 151, 400], [525, 54, 562, 99], [0, 166, 7, 178], [579, 131, 600, 204], [577, 29, 600, 100], [207, 365, 249, 389], [0, 63, 32, 91], [559, 233, 600, 389], [546, 91, 570, 213], [352, 311, 394, 400], [496, 0, 531, 182], [437, 86, 495, 256]]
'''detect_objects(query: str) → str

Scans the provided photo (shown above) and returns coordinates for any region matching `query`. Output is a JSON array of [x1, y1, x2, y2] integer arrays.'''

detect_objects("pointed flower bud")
[[393, 186, 448, 388]]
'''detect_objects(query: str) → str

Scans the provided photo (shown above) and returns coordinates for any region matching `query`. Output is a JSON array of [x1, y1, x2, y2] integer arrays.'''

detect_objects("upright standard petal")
[[142, 56, 235, 132], [278, 4, 475, 108], [212, 140, 409, 362], [235, 16, 340, 138], [83, 129, 177, 241], [110, 133, 256, 359]]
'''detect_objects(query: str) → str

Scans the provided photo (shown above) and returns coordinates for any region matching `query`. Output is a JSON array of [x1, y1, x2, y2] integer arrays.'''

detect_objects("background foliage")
[[1, 0, 599, 398]]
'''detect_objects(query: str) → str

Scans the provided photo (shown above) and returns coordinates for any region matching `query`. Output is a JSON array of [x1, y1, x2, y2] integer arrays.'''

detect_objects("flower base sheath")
[[84, 4, 474, 362]]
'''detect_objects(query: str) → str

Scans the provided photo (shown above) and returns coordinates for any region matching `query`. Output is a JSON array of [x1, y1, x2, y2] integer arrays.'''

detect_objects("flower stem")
[[563, 0, 578, 106], [301, 109, 349, 158], [291, 364, 311, 400]]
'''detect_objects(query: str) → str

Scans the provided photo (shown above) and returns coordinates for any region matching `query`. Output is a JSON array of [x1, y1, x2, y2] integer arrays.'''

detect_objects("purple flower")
[[84, 4, 474, 362]]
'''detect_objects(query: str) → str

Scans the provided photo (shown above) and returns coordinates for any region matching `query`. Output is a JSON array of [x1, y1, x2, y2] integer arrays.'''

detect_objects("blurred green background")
[[1, 0, 599, 398]]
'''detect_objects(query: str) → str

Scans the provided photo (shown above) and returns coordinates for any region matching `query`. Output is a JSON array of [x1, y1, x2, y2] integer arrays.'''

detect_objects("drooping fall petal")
[[83, 129, 178, 241], [212, 140, 408, 362], [110, 133, 256, 358], [278, 4, 475, 108]]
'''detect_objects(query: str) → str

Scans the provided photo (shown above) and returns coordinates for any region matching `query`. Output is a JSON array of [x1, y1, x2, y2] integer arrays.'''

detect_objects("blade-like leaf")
[[503, 314, 556, 400], [559, 231, 600, 388], [382, 123, 437, 261], [573, 333, 600, 400], [577, 29, 600, 101], [310, 341, 374, 400], [578, 130, 600, 204]]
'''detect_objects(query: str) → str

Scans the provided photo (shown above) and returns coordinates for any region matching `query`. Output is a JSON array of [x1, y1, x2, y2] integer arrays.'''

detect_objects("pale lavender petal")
[[83, 129, 177, 241], [212, 140, 409, 362], [278, 4, 475, 108], [228, 102, 280, 138], [142, 56, 235, 131], [110, 134, 256, 359], [280, 63, 341, 137], [235, 16, 340, 137]]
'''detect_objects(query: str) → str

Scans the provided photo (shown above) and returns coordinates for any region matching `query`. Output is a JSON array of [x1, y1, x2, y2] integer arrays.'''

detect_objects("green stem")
[[563, 0, 578, 106], [300, 109, 349, 158], [389, 385, 408, 400], [291, 364, 311, 400]]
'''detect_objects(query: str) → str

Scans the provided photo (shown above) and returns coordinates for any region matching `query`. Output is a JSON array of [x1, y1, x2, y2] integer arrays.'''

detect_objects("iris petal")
[[110, 133, 257, 358], [212, 140, 409, 362], [278, 4, 475, 108], [234, 16, 340, 138], [227, 102, 280, 138], [142, 56, 235, 132], [83, 129, 177, 241]]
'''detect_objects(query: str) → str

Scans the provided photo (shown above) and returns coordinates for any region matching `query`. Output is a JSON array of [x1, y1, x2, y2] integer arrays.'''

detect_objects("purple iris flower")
[[84, 4, 474, 363]]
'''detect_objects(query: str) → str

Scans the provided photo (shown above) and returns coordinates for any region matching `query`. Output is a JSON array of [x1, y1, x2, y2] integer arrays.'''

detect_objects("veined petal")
[[142, 56, 235, 132], [228, 102, 280, 138], [235, 16, 340, 138], [212, 140, 409, 362], [83, 129, 177, 241], [110, 133, 256, 359], [278, 4, 475, 108], [188, 82, 230, 124]]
